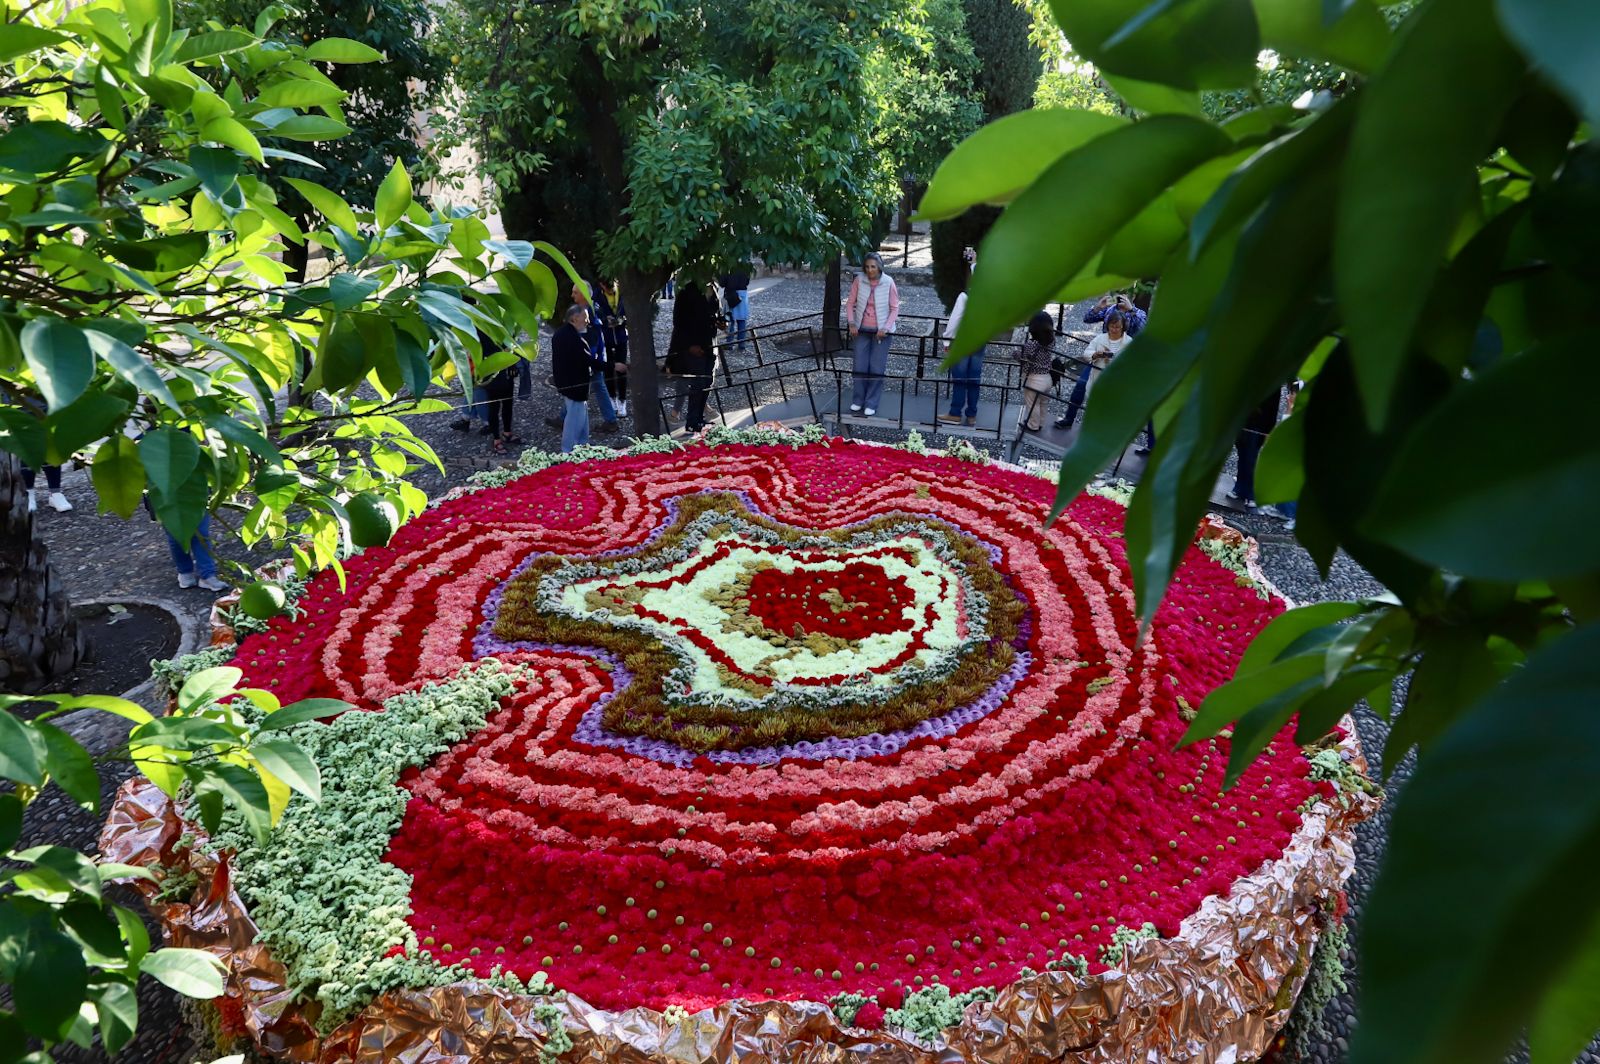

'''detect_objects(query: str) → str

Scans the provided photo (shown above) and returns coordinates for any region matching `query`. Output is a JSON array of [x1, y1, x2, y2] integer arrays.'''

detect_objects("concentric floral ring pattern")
[[230, 440, 1324, 1016]]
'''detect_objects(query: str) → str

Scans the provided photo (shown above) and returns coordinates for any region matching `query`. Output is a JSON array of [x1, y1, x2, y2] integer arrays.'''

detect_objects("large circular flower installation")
[[228, 439, 1324, 1023]]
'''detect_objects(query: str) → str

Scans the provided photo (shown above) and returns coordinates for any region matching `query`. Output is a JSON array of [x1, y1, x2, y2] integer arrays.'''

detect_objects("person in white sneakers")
[[22, 463, 72, 513], [846, 252, 899, 416], [145, 496, 226, 591]]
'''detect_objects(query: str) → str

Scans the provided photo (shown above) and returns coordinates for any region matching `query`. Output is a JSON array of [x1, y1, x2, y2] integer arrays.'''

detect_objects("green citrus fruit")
[[238, 581, 287, 620], [346, 493, 399, 548]]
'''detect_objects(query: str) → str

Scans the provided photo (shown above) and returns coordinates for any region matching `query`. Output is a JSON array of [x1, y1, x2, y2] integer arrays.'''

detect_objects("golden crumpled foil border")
[[103, 509, 1376, 1063]]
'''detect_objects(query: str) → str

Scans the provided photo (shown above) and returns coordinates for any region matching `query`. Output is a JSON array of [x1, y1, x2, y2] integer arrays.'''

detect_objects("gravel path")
[[13, 275, 1591, 1063]]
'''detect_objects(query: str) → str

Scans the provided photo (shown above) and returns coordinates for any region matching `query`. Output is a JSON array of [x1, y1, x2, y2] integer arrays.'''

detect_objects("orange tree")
[[0, 1, 565, 1053], [925, 0, 1600, 1061]]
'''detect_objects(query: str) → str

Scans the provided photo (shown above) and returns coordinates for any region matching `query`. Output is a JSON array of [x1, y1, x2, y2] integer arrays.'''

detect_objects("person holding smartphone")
[[1084, 292, 1146, 335]]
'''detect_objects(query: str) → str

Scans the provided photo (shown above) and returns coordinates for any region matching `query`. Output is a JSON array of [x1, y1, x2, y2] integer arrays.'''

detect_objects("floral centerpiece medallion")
[[103, 434, 1372, 1063]]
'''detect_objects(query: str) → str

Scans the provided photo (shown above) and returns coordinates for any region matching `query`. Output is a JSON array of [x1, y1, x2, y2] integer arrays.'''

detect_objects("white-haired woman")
[[845, 252, 900, 416]]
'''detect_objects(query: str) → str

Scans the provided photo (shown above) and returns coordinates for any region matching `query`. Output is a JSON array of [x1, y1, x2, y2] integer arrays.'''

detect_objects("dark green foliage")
[[931, 206, 998, 311], [961, 0, 1043, 120], [181, 0, 442, 214]]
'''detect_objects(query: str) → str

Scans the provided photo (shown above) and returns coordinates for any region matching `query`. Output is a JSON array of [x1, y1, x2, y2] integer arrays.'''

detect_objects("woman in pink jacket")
[[846, 252, 900, 416]]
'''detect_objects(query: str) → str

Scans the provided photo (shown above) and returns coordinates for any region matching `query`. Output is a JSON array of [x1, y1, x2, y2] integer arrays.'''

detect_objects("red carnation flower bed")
[[229, 440, 1318, 1016]]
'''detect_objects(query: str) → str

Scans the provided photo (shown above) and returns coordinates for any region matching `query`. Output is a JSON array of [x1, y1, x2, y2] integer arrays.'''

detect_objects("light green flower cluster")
[[205, 660, 568, 1058], [884, 983, 997, 1042], [1044, 952, 1090, 979], [1097, 922, 1159, 966], [1085, 479, 1136, 506], [1288, 919, 1349, 1058], [941, 438, 989, 464], [828, 991, 874, 1027], [1306, 747, 1381, 807], [149, 645, 235, 702], [1196, 537, 1271, 599], [902, 429, 928, 454]]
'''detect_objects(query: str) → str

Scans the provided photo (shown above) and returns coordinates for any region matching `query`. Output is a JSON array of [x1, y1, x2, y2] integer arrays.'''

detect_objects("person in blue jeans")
[[937, 253, 983, 426], [1228, 386, 1284, 508], [166, 513, 226, 591], [845, 253, 899, 416], [143, 493, 225, 591], [719, 267, 751, 350], [552, 304, 594, 452], [574, 282, 621, 429]]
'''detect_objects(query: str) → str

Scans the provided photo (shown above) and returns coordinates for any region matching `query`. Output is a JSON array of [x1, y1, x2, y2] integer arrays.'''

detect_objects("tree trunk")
[[822, 254, 844, 354], [284, 230, 312, 409], [621, 268, 665, 437], [0, 453, 86, 691]]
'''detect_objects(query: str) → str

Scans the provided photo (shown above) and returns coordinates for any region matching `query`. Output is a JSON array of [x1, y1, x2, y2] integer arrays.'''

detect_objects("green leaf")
[[0, 405, 47, 468], [173, 29, 256, 61], [0, 792, 21, 850], [1252, 0, 1390, 73], [58, 694, 154, 725], [393, 330, 431, 400], [1365, 333, 1600, 580], [917, 109, 1128, 221], [1352, 623, 1600, 1064], [1383, 626, 1500, 775], [35, 722, 100, 813], [1529, 907, 1600, 1064], [46, 390, 131, 464], [375, 158, 413, 230], [137, 427, 200, 500], [104, 233, 211, 273], [265, 114, 351, 141], [59, 899, 123, 958], [1182, 651, 1324, 744], [256, 696, 350, 732], [176, 666, 242, 715], [249, 738, 320, 802], [1050, 0, 1261, 90], [302, 37, 384, 63], [15, 922, 88, 1038], [1100, 192, 1187, 278], [1238, 601, 1366, 676], [207, 762, 271, 843], [13, 845, 103, 902], [954, 115, 1232, 356], [0, 709, 45, 786], [284, 177, 360, 236], [139, 947, 225, 999], [1334, 0, 1525, 428], [0, 120, 104, 176], [1253, 409, 1305, 504], [200, 116, 263, 163], [83, 328, 180, 412], [1191, 96, 1354, 258], [113, 903, 151, 970], [1496, 0, 1600, 130], [1100, 73, 1205, 116], [255, 78, 346, 110], [0, 23, 66, 63], [93, 983, 139, 1056], [20, 318, 95, 412]]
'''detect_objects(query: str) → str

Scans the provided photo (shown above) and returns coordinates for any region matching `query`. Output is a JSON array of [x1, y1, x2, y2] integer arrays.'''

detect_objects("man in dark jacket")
[[552, 303, 594, 452], [668, 280, 720, 432], [595, 279, 628, 417]]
